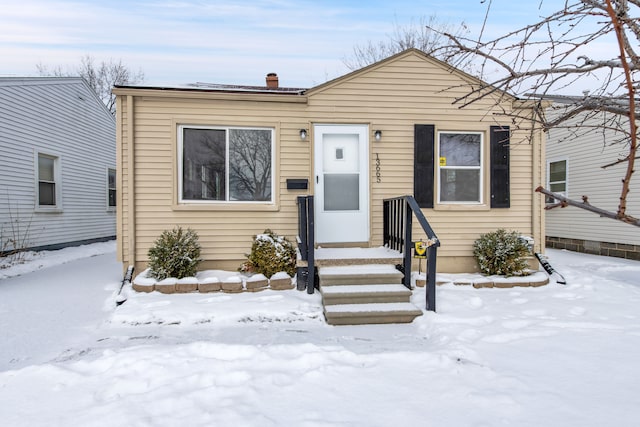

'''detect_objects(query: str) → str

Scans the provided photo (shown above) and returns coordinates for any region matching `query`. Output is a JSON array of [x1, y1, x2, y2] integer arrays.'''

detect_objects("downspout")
[[532, 111, 544, 254], [115, 95, 123, 265], [126, 95, 136, 270]]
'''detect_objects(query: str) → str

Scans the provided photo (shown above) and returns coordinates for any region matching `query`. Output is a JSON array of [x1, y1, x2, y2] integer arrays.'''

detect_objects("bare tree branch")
[[601, 155, 640, 168], [430, 0, 639, 225], [536, 186, 640, 226], [343, 15, 469, 71], [37, 55, 144, 114]]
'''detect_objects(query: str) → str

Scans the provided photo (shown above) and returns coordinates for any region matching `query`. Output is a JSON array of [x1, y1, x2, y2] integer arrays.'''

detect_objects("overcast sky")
[[1, 0, 602, 89]]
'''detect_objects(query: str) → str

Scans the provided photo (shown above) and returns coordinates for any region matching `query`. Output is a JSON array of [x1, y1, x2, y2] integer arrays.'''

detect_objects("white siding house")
[[0, 77, 116, 252], [545, 106, 640, 260]]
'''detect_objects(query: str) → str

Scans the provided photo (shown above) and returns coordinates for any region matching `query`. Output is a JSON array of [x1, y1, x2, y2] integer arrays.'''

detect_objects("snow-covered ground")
[[1, 243, 639, 426]]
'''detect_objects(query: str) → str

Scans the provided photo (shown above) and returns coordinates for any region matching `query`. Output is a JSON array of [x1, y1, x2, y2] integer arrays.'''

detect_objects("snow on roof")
[[114, 81, 307, 95]]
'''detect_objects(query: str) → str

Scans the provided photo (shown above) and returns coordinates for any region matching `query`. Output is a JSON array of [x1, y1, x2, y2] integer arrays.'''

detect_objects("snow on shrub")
[[472, 228, 530, 277], [240, 229, 296, 278], [148, 226, 201, 280]]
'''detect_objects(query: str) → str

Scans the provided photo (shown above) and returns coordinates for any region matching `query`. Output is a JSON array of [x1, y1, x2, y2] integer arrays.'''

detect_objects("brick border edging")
[[417, 271, 550, 289], [132, 275, 294, 294], [546, 236, 640, 261], [465, 276, 549, 288]]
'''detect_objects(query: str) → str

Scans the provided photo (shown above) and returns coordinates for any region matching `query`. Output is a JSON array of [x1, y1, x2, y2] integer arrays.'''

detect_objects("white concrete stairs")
[[318, 262, 423, 326]]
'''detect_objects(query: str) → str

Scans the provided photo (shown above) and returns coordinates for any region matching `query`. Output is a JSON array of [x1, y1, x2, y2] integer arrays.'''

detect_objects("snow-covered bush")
[[240, 229, 296, 278], [473, 229, 530, 276], [148, 227, 201, 280]]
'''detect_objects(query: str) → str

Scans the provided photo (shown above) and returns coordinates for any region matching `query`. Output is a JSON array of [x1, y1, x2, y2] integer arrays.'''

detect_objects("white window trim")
[[547, 158, 569, 203], [436, 131, 484, 205], [34, 150, 63, 213], [107, 167, 116, 211], [177, 124, 275, 204]]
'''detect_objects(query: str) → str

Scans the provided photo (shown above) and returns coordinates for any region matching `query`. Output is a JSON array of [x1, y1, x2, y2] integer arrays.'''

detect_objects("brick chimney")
[[266, 73, 278, 88]]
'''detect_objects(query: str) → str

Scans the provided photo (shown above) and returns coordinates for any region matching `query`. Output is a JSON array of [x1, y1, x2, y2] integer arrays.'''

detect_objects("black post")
[[390, 200, 396, 250], [383, 200, 389, 246], [296, 197, 307, 291], [426, 245, 437, 311], [307, 196, 315, 295], [297, 196, 308, 253], [403, 199, 412, 289], [393, 200, 404, 252]]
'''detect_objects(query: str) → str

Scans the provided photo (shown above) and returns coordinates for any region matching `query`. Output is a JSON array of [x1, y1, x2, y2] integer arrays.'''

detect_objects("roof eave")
[[112, 85, 309, 103]]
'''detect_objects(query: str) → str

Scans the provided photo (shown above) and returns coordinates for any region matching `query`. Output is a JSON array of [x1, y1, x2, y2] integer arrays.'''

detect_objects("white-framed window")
[[437, 131, 483, 204], [547, 159, 568, 204], [107, 168, 116, 208], [37, 152, 61, 209], [178, 125, 274, 203]]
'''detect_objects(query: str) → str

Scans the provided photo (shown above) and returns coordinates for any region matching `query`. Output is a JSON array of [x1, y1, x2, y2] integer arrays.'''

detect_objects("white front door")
[[314, 124, 369, 243]]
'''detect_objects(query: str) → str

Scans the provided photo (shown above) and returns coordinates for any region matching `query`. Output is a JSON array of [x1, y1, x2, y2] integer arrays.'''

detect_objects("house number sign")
[[375, 153, 381, 183]]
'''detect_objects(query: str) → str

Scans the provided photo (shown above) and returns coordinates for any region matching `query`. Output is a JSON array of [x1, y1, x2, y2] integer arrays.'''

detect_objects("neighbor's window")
[[179, 126, 274, 202], [108, 168, 116, 208], [38, 153, 59, 207], [547, 159, 567, 203], [438, 132, 482, 203]]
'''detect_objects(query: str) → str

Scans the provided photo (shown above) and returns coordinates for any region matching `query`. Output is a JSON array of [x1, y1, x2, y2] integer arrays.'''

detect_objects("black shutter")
[[490, 125, 510, 208], [414, 124, 435, 208]]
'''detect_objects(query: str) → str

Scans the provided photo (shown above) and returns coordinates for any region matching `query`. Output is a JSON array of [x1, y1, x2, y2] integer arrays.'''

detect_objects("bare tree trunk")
[[605, 0, 638, 220]]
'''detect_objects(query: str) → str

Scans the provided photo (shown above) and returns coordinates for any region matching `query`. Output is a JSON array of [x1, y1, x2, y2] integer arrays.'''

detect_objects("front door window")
[[322, 134, 360, 211]]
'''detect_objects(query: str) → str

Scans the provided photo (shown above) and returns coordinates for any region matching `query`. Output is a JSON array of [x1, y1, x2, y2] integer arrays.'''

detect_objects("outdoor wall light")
[[374, 130, 382, 141], [299, 129, 308, 140]]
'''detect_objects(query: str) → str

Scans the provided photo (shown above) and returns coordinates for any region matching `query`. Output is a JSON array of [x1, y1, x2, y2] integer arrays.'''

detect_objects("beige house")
[[114, 49, 545, 276]]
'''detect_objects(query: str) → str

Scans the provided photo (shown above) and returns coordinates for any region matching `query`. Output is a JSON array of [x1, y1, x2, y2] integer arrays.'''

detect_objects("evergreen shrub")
[[240, 229, 296, 278], [148, 226, 201, 280], [472, 228, 530, 276]]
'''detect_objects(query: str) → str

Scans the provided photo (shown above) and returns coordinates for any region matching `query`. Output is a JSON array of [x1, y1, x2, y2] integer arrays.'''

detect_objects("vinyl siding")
[[115, 94, 308, 271], [308, 54, 541, 271], [0, 78, 116, 251], [115, 50, 544, 273], [545, 109, 639, 245]]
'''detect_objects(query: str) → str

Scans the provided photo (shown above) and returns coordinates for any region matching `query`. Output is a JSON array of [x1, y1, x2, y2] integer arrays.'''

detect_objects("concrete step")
[[321, 284, 412, 306], [324, 302, 423, 325], [318, 264, 403, 286], [316, 261, 420, 326], [315, 247, 403, 267]]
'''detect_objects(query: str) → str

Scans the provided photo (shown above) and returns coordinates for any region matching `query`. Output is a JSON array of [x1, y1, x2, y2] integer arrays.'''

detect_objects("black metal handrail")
[[383, 195, 440, 311], [296, 195, 315, 294]]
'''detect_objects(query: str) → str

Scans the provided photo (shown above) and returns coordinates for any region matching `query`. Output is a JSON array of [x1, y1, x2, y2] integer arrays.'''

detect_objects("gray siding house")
[[0, 77, 116, 252], [545, 106, 640, 260]]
